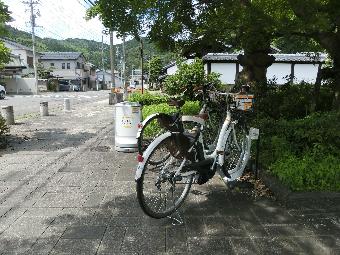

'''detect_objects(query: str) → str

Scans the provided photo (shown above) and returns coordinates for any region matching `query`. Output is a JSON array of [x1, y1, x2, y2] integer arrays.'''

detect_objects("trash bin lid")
[[115, 101, 140, 107]]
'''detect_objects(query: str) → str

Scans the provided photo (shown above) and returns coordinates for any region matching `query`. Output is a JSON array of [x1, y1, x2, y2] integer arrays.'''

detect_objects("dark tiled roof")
[[40, 52, 83, 60], [203, 53, 327, 63], [2, 38, 33, 52]]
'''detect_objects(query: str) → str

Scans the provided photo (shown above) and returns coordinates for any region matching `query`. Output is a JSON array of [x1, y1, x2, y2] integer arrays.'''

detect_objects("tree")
[[88, 1, 284, 92], [0, 1, 11, 68], [148, 56, 162, 89], [37, 62, 54, 79], [281, 0, 340, 110]]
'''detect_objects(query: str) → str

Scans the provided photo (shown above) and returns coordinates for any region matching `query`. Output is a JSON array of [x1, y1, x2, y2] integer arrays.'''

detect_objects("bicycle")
[[135, 90, 259, 219]]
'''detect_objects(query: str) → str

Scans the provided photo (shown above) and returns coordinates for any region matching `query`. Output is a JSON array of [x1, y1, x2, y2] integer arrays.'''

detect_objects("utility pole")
[[24, 0, 39, 94], [140, 39, 144, 94], [101, 33, 105, 90], [109, 30, 115, 90], [122, 36, 127, 100]]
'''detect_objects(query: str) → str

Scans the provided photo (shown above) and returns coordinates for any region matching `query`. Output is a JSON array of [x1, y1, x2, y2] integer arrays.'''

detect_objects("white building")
[[96, 70, 123, 89], [2, 38, 40, 77], [202, 53, 327, 85], [162, 53, 327, 85], [40, 52, 92, 90]]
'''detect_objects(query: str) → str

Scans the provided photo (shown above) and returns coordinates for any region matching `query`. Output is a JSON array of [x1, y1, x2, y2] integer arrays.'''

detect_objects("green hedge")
[[255, 111, 340, 191], [142, 101, 201, 137], [142, 101, 201, 119], [128, 91, 169, 106]]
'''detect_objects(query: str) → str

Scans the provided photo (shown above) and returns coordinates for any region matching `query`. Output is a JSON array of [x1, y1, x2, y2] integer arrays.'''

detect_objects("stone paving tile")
[[96, 226, 125, 255], [230, 238, 259, 255], [61, 225, 106, 239], [50, 208, 97, 226], [0, 237, 37, 254], [255, 236, 304, 254], [166, 225, 188, 254], [120, 226, 166, 254], [26, 226, 66, 255], [187, 237, 235, 255], [49, 239, 101, 255]]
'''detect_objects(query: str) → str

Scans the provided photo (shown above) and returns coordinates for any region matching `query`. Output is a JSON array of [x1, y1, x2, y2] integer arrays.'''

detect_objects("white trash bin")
[[115, 101, 142, 152]]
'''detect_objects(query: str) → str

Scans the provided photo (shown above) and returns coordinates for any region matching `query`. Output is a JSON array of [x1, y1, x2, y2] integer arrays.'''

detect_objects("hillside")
[[5, 26, 175, 75]]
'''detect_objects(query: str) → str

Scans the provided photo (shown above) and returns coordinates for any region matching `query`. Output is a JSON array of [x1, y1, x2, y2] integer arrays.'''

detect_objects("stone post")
[[1, 106, 15, 125], [40, 101, 49, 116], [64, 98, 71, 112]]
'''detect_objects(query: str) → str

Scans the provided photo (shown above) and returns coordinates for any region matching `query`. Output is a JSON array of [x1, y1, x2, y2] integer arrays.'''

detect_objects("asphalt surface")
[[0, 98, 339, 254]]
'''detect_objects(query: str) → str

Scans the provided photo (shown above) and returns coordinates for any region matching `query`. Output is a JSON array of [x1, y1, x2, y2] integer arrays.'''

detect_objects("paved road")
[[0, 99, 339, 254], [0, 91, 109, 119]]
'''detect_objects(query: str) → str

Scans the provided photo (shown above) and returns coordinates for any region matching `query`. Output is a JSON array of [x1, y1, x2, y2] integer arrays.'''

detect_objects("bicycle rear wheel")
[[136, 136, 194, 219], [138, 113, 178, 155]]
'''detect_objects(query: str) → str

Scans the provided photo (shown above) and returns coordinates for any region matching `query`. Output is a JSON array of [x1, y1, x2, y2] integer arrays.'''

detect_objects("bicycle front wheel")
[[136, 136, 194, 219], [223, 121, 250, 180]]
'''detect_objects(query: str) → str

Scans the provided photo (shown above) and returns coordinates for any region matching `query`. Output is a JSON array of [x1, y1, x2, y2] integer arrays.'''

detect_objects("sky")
[[3, 0, 122, 44]]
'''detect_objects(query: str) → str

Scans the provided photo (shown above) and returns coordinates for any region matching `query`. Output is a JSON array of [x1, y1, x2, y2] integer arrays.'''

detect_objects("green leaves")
[[0, 1, 11, 68], [256, 110, 340, 191], [163, 58, 221, 100]]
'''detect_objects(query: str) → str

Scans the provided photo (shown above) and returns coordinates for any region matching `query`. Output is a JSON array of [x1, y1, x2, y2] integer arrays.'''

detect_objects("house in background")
[[0, 53, 26, 77], [202, 53, 327, 85], [96, 70, 123, 89], [85, 63, 97, 90], [2, 38, 40, 77], [40, 52, 90, 91]]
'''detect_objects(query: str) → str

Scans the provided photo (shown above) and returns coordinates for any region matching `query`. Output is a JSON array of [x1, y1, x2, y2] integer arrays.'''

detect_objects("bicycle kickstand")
[[167, 209, 184, 226]]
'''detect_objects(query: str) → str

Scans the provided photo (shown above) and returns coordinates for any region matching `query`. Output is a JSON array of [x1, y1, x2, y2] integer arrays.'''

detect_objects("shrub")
[[142, 101, 201, 119], [47, 79, 58, 92], [254, 111, 340, 191], [270, 150, 340, 191], [163, 59, 222, 100], [255, 82, 333, 120], [128, 91, 169, 106], [142, 101, 201, 137]]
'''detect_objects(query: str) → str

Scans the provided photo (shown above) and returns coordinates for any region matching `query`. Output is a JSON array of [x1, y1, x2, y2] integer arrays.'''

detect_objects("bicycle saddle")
[[168, 99, 185, 108]]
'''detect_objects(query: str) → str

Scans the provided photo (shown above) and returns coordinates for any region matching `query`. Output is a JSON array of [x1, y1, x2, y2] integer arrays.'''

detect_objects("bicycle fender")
[[137, 113, 166, 140], [135, 132, 173, 181]]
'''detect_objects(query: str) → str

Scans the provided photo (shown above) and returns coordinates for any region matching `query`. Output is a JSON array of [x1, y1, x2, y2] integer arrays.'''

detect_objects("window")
[[67, 63, 70, 69], [62, 63, 65, 69], [76, 62, 80, 69], [50, 63, 54, 67], [27, 56, 33, 68]]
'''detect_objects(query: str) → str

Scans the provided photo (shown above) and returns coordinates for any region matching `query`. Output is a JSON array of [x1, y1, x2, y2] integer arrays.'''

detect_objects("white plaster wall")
[[3, 78, 37, 94], [294, 64, 319, 83], [267, 63, 291, 84], [167, 65, 177, 75], [211, 63, 237, 84]]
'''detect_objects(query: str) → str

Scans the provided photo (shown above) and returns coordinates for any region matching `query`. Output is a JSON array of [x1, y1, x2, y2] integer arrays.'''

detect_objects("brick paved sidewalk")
[[0, 99, 339, 255]]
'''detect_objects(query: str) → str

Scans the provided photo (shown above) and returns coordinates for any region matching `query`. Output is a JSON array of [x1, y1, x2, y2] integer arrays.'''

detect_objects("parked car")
[[0, 84, 6, 99], [59, 83, 70, 91], [70, 84, 81, 92]]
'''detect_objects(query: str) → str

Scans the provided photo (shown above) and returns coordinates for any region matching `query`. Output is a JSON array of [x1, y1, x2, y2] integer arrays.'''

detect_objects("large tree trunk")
[[237, 51, 275, 96], [315, 33, 340, 111], [332, 57, 340, 110], [311, 64, 322, 113]]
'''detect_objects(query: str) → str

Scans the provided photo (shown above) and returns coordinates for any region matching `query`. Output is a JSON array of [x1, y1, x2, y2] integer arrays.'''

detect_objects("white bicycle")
[[135, 91, 259, 219]]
